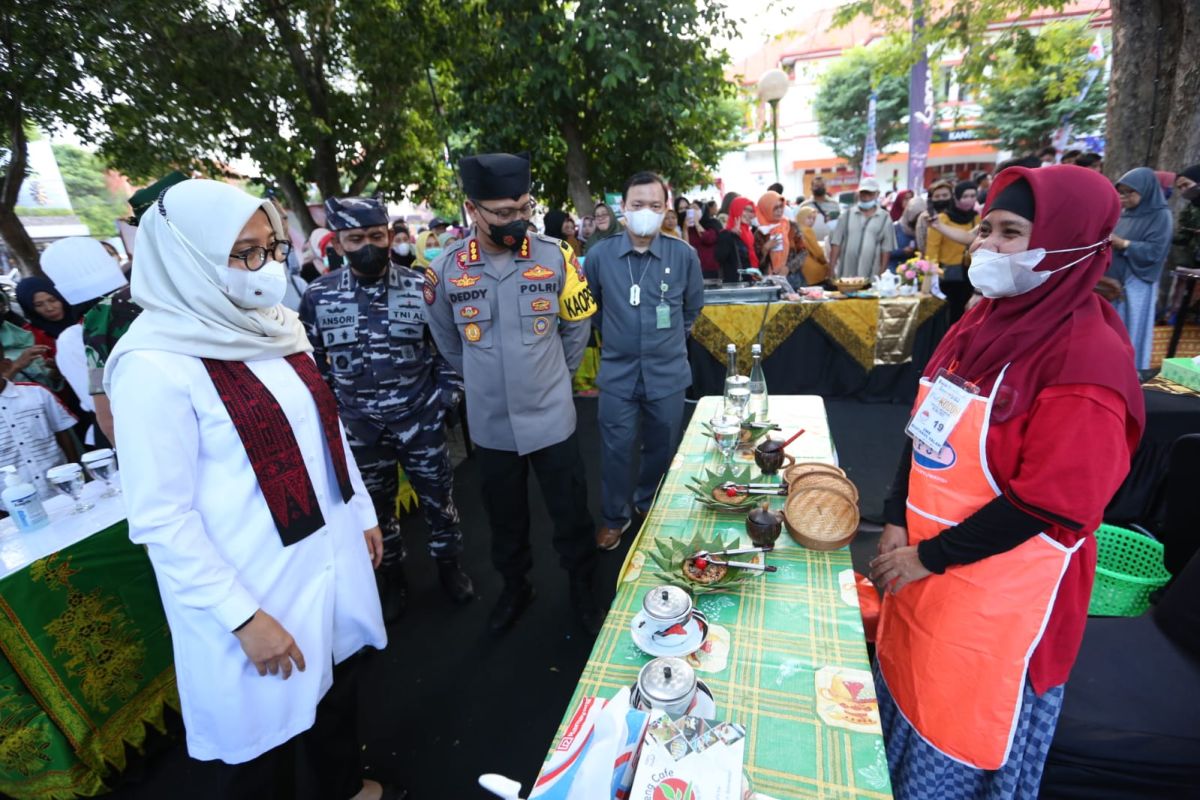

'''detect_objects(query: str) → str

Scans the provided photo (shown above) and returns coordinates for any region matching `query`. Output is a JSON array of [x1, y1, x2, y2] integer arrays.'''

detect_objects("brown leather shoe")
[[596, 520, 631, 551]]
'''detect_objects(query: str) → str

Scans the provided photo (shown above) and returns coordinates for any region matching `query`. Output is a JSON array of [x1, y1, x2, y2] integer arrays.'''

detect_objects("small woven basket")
[[1088, 524, 1171, 617]]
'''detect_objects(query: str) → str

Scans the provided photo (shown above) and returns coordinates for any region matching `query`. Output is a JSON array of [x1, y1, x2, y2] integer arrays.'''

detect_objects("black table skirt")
[[688, 304, 951, 405]]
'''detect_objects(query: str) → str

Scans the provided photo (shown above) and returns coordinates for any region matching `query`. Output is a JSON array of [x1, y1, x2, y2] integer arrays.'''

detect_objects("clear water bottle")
[[748, 343, 768, 422], [723, 343, 750, 419]]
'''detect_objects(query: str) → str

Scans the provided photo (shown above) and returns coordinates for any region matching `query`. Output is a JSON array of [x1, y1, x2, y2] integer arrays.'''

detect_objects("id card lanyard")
[[626, 255, 672, 330], [904, 366, 980, 452]]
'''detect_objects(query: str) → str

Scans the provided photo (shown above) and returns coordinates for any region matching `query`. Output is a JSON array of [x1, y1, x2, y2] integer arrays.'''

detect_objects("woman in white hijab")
[[105, 179, 396, 799]]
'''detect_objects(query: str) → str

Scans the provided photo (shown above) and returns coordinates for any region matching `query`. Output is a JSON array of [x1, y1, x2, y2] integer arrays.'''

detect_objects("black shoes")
[[376, 563, 408, 625], [437, 558, 476, 604], [569, 571, 606, 637], [488, 579, 535, 633]]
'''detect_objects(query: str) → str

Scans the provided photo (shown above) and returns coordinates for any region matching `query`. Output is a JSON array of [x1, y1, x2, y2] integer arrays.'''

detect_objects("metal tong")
[[689, 546, 778, 573], [718, 481, 787, 497]]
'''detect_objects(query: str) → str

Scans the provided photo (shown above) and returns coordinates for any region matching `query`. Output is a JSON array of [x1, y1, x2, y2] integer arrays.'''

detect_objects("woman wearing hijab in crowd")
[[870, 166, 1144, 800], [926, 180, 981, 322], [689, 201, 721, 278], [543, 210, 583, 257], [715, 197, 759, 283], [889, 190, 913, 223], [791, 206, 831, 287], [584, 202, 622, 254], [755, 190, 793, 277], [105, 179, 392, 800], [660, 208, 685, 240], [0, 291, 58, 390], [413, 229, 442, 271], [1108, 167, 1174, 371], [16, 277, 74, 355]]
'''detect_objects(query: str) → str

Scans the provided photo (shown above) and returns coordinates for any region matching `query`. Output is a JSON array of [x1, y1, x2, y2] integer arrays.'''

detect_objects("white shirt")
[[111, 350, 385, 764], [54, 325, 94, 413], [0, 380, 76, 497]]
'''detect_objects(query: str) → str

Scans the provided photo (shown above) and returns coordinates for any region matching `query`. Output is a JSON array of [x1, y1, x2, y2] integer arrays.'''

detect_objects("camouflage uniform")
[[299, 263, 464, 568], [84, 286, 143, 396]]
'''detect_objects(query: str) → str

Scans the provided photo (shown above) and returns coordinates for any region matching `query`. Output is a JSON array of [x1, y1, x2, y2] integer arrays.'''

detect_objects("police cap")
[[324, 196, 389, 231], [459, 152, 531, 201]]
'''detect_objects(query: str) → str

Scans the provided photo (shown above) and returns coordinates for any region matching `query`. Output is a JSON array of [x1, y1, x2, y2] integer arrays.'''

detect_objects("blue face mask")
[[424, 247, 442, 261], [858, 199, 878, 210]]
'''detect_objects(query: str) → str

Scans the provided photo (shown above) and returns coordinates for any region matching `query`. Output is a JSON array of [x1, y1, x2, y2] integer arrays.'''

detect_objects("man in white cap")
[[829, 177, 897, 279]]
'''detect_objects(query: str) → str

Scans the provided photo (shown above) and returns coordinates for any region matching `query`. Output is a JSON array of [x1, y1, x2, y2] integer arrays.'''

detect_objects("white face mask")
[[624, 208, 664, 237], [968, 239, 1106, 298], [219, 260, 287, 309], [392, 242, 412, 256]]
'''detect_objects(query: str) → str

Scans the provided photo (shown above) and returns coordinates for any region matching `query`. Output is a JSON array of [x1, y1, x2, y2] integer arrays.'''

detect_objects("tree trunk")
[[561, 117, 593, 219], [276, 173, 317, 236], [0, 120, 41, 276], [1155, 1, 1200, 172], [1105, 0, 1200, 179]]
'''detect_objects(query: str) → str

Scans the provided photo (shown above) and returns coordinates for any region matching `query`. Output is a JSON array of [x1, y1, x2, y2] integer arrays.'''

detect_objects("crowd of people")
[[3, 145, 1196, 800]]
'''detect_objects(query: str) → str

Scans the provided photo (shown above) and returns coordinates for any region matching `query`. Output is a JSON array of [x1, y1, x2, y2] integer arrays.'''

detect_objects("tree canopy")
[[51, 144, 129, 238], [812, 45, 909, 169], [447, 0, 744, 215], [977, 22, 1108, 153]]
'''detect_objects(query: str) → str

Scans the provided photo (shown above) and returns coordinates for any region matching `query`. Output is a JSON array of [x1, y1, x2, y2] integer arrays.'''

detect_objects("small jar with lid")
[[637, 657, 698, 716], [642, 585, 693, 631]]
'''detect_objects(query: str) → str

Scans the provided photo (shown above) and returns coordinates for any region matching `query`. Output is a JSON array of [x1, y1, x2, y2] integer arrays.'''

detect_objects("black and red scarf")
[[202, 353, 354, 546]]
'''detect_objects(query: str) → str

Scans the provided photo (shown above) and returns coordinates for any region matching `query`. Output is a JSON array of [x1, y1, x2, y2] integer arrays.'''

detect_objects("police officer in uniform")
[[424, 153, 602, 635], [300, 196, 474, 624]]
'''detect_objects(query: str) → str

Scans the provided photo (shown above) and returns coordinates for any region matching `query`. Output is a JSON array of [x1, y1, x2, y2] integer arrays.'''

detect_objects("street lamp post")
[[757, 68, 790, 184]]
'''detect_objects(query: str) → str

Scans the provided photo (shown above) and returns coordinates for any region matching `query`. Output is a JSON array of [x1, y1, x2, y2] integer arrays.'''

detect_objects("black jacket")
[[715, 229, 751, 283]]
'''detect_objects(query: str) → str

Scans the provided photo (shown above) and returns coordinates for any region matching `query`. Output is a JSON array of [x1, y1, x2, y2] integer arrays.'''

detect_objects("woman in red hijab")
[[869, 166, 1144, 799], [889, 189, 913, 222], [714, 196, 759, 283]]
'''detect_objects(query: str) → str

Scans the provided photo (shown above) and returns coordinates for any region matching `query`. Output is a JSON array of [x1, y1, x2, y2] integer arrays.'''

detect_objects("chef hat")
[[459, 152, 531, 201], [39, 237, 128, 304]]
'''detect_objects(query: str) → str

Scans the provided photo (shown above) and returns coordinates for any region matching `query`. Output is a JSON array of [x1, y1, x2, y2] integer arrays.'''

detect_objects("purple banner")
[[907, 4, 933, 191], [861, 91, 879, 181]]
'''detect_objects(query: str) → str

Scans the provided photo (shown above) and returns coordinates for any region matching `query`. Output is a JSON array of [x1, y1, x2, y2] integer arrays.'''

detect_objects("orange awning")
[[792, 140, 999, 172]]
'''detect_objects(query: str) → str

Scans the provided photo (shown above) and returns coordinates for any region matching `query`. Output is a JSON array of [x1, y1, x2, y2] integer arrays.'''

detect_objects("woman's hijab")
[[947, 181, 979, 225], [414, 230, 440, 269], [543, 209, 569, 240], [584, 203, 623, 253], [926, 165, 1144, 434], [890, 190, 913, 222], [755, 190, 791, 274], [699, 202, 722, 232], [104, 179, 310, 392], [15, 277, 75, 338], [726, 196, 759, 269], [1111, 167, 1173, 282], [900, 196, 926, 237]]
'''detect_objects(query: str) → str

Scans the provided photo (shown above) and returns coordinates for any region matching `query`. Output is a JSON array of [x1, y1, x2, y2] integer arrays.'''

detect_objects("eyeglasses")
[[229, 240, 292, 271], [474, 199, 536, 224]]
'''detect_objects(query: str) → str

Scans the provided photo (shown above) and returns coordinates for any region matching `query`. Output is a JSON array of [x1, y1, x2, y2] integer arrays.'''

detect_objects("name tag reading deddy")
[[905, 369, 978, 452]]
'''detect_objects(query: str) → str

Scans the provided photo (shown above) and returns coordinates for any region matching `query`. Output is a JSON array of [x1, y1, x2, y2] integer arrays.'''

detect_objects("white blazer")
[[111, 349, 386, 764]]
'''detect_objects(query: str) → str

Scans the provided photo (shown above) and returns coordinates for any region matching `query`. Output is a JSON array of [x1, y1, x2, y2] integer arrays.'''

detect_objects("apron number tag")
[[905, 369, 979, 451]]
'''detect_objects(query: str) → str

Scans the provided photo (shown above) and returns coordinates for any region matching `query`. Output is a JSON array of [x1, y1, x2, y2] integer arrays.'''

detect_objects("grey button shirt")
[[425, 233, 596, 455], [584, 231, 705, 401]]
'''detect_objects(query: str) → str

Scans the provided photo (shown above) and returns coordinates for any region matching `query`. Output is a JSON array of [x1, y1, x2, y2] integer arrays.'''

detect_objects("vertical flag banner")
[[861, 91, 879, 182], [1051, 33, 1106, 156], [907, 3, 934, 191]]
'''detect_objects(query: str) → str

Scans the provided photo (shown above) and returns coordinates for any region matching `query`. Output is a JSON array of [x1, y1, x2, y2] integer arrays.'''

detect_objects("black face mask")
[[931, 199, 952, 213], [812, 186, 827, 197], [487, 219, 529, 253], [346, 244, 390, 279]]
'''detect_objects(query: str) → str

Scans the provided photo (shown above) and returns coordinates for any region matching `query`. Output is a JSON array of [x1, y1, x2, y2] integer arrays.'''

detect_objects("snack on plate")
[[684, 558, 729, 584]]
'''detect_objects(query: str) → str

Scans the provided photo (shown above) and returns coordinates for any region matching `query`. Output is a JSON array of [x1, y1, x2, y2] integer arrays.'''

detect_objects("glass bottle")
[[748, 343, 768, 422]]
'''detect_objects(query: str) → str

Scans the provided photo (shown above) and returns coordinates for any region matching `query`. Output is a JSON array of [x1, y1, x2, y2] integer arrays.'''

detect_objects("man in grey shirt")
[[425, 152, 602, 635], [585, 172, 705, 551], [829, 177, 897, 278]]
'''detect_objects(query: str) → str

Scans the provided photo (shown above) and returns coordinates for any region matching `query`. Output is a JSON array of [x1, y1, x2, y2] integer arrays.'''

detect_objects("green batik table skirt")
[[0, 522, 178, 799]]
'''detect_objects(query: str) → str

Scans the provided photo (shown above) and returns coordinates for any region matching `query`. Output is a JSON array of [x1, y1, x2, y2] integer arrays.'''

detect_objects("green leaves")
[[812, 47, 909, 168]]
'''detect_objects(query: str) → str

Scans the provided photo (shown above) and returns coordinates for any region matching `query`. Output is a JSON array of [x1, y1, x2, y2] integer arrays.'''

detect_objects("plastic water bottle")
[[723, 344, 750, 418], [1, 465, 48, 532], [748, 343, 769, 422]]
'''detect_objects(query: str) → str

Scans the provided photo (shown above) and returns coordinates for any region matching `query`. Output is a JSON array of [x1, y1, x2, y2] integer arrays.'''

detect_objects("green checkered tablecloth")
[[548, 396, 892, 799]]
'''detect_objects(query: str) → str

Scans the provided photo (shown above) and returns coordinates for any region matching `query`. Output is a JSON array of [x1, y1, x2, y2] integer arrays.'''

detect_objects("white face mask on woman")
[[968, 240, 1106, 298], [218, 260, 288, 309]]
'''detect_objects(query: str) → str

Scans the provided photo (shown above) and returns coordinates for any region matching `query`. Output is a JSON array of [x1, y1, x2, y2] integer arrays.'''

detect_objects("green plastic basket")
[[1088, 524, 1171, 617]]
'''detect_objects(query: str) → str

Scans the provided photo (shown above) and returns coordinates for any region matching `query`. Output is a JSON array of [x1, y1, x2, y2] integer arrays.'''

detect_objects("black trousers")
[[476, 434, 596, 583], [191, 652, 367, 800]]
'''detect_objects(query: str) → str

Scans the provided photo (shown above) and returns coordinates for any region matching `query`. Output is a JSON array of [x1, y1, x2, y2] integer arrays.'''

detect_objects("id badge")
[[655, 302, 671, 330], [905, 368, 978, 451]]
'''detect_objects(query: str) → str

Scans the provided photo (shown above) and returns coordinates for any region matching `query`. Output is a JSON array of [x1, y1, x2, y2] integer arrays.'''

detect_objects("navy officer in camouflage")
[[425, 152, 603, 635], [300, 196, 474, 624]]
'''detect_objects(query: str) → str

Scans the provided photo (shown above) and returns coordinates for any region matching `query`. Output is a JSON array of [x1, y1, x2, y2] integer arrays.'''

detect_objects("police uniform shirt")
[[584, 230, 705, 401], [425, 234, 595, 455], [0, 381, 76, 498], [299, 263, 463, 444]]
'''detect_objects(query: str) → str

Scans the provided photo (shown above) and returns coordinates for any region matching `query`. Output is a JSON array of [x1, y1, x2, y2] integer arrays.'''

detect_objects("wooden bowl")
[[784, 486, 860, 551], [782, 462, 846, 485]]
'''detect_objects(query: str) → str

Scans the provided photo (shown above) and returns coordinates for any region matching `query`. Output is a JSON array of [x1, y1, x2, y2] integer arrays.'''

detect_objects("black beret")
[[459, 152, 531, 201]]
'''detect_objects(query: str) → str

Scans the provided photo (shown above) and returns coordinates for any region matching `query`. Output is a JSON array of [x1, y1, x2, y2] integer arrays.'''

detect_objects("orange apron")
[[876, 366, 1082, 770]]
